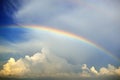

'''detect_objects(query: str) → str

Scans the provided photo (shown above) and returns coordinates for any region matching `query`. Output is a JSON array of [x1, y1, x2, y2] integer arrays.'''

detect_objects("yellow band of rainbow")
[[12, 25, 120, 62]]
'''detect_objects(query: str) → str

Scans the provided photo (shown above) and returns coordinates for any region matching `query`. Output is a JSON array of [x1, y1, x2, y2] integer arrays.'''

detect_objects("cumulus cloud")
[[81, 64, 120, 77], [0, 48, 75, 77], [99, 64, 120, 76], [0, 48, 120, 79], [0, 58, 29, 76]]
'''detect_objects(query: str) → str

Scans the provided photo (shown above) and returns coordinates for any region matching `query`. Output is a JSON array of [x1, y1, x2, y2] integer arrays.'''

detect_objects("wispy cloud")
[[0, 46, 16, 53]]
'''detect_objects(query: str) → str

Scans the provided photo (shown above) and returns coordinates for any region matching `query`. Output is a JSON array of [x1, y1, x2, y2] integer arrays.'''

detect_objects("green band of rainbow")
[[17, 25, 119, 62]]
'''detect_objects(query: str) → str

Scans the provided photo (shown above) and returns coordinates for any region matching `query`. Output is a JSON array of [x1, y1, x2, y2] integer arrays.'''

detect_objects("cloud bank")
[[0, 48, 120, 79]]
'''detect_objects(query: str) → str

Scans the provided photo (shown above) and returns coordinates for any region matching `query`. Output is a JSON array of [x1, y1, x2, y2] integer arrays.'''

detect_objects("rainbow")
[[15, 25, 119, 61]]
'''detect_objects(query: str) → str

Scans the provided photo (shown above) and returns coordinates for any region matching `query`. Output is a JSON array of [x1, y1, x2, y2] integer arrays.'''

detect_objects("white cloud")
[[0, 58, 29, 76], [99, 64, 120, 76], [81, 64, 120, 77], [90, 66, 98, 75], [0, 48, 76, 77], [0, 48, 120, 78]]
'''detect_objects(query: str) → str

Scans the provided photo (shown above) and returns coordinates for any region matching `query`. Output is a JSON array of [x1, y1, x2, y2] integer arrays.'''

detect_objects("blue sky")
[[0, 0, 120, 79]]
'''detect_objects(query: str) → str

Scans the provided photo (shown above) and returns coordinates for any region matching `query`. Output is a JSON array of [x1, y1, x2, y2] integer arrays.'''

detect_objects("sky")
[[0, 0, 120, 80]]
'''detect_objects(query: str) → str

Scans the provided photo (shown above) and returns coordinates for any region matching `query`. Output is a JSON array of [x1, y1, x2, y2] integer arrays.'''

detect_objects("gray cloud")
[[14, 0, 120, 59]]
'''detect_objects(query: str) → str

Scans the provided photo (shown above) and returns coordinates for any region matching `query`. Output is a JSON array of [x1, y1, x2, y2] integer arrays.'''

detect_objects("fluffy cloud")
[[0, 58, 29, 76], [99, 64, 120, 76], [0, 48, 75, 77], [81, 64, 120, 77], [0, 48, 120, 79]]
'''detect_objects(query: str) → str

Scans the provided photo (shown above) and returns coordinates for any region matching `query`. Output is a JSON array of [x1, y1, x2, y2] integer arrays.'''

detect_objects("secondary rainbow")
[[20, 25, 119, 61]]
